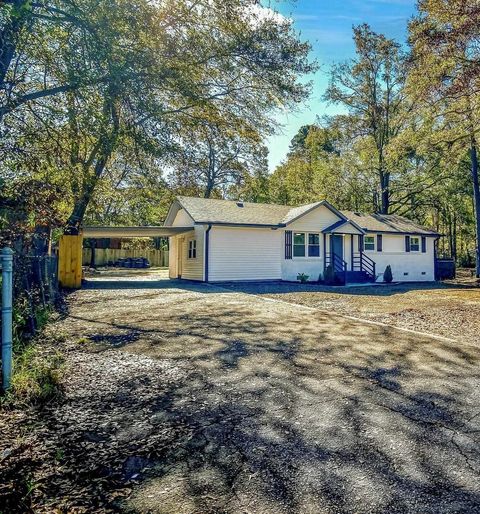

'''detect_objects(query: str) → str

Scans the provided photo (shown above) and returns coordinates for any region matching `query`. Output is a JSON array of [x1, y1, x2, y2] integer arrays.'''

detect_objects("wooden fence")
[[58, 235, 83, 288], [435, 257, 456, 280], [82, 248, 169, 267]]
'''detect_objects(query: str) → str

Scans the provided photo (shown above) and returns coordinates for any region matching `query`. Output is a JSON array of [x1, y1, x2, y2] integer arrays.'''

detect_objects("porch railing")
[[325, 252, 348, 283], [352, 252, 376, 280]]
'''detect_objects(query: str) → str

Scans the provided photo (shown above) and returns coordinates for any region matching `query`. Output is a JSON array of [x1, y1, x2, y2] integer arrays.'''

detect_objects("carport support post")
[[1, 247, 13, 390]]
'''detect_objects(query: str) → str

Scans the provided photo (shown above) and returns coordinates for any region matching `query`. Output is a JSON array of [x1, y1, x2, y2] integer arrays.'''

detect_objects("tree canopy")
[[0, 0, 315, 238], [2, 0, 480, 274]]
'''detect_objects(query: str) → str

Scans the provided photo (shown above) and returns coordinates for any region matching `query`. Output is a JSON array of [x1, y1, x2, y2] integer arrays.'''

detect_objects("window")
[[364, 236, 375, 251], [410, 236, 420, 252], [293, 232, 320, 258], [308, 233, 320, 257], [293, 233, 305, 257], [188, 239, 197, 259]]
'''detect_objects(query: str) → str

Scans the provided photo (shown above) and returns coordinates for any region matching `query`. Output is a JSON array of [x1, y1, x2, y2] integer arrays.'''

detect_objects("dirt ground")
[[2, 271, 480, 513], [223, 274, 480, 345]]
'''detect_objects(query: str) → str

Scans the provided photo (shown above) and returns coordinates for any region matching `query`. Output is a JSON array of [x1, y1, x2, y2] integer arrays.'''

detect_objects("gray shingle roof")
[[176, 196, 324, 226], [174, 196, 439, 235], [342, 211, 439, 236]]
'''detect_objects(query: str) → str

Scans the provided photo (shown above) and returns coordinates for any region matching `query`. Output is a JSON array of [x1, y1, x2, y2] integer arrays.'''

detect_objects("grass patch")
[[8, 345, 64, 405], [2, 307, 65, 407]]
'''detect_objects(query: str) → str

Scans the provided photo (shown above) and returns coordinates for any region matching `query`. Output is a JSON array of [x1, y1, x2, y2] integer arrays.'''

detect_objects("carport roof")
[[82, 226, 193, 238]]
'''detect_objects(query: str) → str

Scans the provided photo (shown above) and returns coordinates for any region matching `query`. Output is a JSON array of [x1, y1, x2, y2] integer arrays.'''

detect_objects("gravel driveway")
[[21, 272, 480, 513]]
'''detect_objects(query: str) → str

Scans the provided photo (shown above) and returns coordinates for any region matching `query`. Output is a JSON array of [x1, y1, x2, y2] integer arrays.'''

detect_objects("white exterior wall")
[[167, 204, 436, 283], [364, 233, 436, 282], [281, 205, 342, 282], [169, 209, 204, 281], [172, 208, 194, 227], [208, 226, 282, 281]]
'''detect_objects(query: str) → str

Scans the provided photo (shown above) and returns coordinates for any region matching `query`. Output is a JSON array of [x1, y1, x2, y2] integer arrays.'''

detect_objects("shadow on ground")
[[12, 283, 480, 513], [218, 279, 478, 298]]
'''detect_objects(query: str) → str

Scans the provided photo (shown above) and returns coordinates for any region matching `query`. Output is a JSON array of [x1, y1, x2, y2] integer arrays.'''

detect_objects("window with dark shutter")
[[377, 234, 383, 252], [405, 235, 410, 252], [410, 236, 420, 251], [285, 231, 292, 259], [421, 236, 426, 253]]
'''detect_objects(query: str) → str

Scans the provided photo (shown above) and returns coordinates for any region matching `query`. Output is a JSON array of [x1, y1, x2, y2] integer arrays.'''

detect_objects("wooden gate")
[[58, 234, 83, 288]]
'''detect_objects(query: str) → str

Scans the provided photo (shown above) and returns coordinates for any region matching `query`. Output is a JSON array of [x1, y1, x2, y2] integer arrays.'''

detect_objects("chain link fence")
[[11, 253, 60, 335]]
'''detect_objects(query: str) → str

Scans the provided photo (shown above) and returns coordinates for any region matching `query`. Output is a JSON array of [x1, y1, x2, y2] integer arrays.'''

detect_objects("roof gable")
[[172, 197, 345, 227], [323, 219, 365, 235]]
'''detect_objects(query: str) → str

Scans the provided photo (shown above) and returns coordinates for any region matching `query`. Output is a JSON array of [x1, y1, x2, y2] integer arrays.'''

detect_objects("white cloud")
[[246, 3, 291, 27]]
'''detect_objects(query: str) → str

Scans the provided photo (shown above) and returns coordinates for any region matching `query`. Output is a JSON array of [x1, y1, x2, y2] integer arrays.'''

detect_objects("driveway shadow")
[[38, 281, 480, 513]]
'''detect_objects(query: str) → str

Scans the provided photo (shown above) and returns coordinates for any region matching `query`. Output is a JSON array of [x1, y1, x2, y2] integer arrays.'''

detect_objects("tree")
[[0, 0, 110, 122], [268, 121, 373, 210], [325, 24, 407, 214], [1, 0, 316, 234], [409, 0, 480, 276], [171, 118, 267, 199]]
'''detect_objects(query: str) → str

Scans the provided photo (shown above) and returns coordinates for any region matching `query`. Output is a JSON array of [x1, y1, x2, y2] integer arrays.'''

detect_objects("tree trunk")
[[65, 178, 99, 234], [64, 91, 119, 234], [470, 137, 480, 277], [65, 152, 110, 233], [379, 173, 390, 214], [203, 141, 215, 198], [0, 0, 29, 88], [452, 212, 457, 261]]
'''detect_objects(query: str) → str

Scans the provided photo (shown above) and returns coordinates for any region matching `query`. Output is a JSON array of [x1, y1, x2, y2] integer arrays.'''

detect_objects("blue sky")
[[266, 0, 416, 170]]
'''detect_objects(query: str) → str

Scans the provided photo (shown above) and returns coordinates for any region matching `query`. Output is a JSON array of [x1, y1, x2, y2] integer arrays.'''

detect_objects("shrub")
[[297, 272, 309, 283], [383, 265, 393, 283], [324, 265, 335, 285]]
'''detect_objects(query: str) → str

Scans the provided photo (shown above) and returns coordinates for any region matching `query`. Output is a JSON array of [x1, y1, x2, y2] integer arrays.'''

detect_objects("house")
[[164, 196, 440, 283]]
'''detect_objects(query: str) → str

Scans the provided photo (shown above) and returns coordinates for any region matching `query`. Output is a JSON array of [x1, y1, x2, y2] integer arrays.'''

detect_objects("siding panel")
[[209, 227, 281, 281], [180, 226, 204, 280]]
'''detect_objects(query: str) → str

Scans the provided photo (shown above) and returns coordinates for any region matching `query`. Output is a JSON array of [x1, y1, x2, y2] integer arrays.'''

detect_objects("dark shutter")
[[285, 230, 292, 259], [421, 236, 426, 253], [405, 235, 410, 252], [377, 234, 383, 252], [358, 235, 364, 252]]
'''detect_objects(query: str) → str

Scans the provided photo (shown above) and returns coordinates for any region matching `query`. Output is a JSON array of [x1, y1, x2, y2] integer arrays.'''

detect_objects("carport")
[[58, 226, 192, 288]]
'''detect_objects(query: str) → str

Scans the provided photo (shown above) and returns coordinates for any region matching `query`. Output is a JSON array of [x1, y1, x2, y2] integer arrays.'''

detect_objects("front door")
[[331, 234, 343, 260]]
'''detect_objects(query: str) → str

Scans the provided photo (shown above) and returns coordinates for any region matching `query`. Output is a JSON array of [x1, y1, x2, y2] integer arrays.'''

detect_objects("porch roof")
[[322, 219, 365, 235], [82, 226, 193, 238]]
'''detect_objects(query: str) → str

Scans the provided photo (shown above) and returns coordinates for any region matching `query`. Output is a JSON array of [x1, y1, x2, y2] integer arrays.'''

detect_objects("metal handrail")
[[352, 252, 376, 279], [326, 252, 347, 272]]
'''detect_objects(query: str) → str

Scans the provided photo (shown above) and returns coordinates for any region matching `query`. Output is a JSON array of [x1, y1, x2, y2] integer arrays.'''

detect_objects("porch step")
[[345, 271, 373, 283]]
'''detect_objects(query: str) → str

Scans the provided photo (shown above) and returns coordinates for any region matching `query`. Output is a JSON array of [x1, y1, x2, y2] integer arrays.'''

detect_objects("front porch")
[[323, 227, 376, 285]]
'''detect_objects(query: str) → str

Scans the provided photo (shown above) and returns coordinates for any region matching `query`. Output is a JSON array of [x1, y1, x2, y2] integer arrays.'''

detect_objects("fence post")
[[1, 247, 13, 390]]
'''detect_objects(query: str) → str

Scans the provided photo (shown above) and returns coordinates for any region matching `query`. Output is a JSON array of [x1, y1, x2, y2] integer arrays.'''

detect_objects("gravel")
[[2, 272, 480, 513]]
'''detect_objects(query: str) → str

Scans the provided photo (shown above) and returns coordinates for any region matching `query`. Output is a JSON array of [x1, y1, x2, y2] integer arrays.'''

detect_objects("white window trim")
[[364, 235, 375, 252], [293, 232, 321, 259], [410, 236, 420, 252], [188, 239, 197, 259]]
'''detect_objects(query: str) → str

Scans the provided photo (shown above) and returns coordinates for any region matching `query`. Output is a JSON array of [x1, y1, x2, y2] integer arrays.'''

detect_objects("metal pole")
[[1, 247, 13, 390]]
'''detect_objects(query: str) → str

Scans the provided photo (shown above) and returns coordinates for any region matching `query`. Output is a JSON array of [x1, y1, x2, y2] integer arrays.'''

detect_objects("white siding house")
[[209, 227, 282, 281], [164, 197, 440, 284]]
